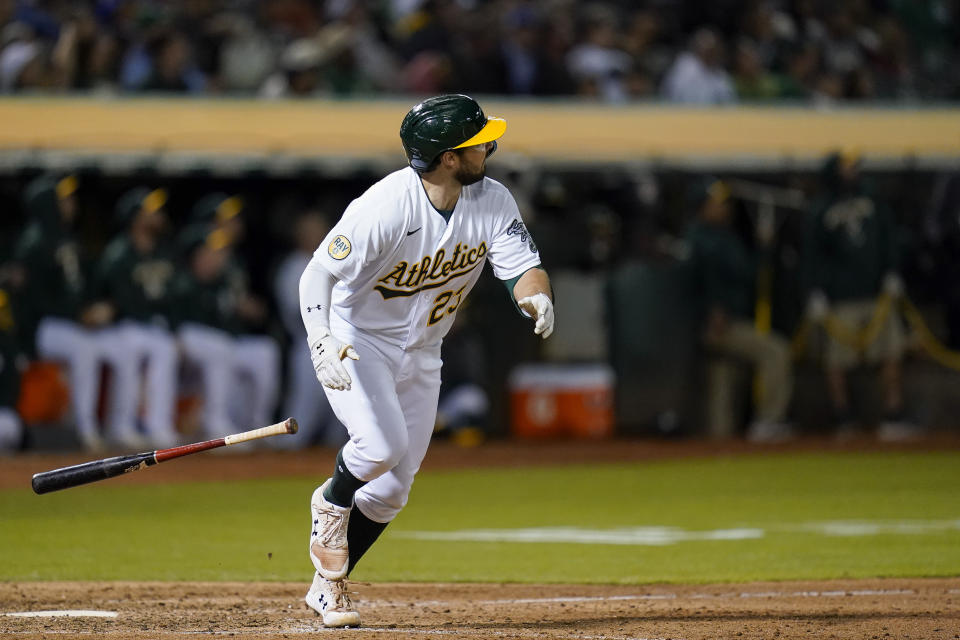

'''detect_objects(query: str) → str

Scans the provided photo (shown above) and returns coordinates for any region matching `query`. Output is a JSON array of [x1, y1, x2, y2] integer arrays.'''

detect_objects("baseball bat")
[[31, 417, 298, 495]]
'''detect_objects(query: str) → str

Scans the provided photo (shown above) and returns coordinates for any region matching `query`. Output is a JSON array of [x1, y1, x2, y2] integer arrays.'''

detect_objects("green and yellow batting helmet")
[[399, 94, 506, 172]]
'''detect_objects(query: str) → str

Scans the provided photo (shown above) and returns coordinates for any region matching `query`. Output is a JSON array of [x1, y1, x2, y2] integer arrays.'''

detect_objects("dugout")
[[2, 99, 960, 445]]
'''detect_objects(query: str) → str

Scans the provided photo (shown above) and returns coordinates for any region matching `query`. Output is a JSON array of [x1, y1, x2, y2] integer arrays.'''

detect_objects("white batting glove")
[[517, 292, 555, 339], [309, 330, 359, 391]]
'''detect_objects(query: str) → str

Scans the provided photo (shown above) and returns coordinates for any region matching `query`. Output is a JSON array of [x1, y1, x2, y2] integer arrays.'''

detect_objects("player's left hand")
[[517, 293, 554, 339]]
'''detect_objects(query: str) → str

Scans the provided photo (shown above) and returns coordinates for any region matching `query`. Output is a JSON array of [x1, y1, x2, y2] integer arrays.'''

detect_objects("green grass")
[[1, 451, 958, 583]]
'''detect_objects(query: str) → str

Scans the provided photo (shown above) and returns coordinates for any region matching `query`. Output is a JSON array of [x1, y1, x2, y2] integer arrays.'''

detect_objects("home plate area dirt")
[[1, 579, 958, 640]]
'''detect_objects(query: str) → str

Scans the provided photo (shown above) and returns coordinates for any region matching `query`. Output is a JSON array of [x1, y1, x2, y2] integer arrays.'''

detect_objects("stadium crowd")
[[0, 0, 957, 102]]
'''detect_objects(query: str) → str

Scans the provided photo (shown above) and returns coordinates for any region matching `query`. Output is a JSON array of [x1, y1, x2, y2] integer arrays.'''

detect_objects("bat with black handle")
[[31, 417, 298, 494]]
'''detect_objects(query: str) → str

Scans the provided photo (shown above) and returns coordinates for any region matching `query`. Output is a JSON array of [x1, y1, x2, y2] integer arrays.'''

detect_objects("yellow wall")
[[1, 98, 958, 161]]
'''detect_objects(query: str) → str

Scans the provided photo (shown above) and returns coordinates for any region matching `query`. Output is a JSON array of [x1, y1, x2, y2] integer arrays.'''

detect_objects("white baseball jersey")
[[315, 167, 541, 350]]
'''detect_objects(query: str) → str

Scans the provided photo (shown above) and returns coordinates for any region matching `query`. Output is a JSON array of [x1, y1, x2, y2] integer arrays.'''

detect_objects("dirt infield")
[[2, 578, 958, 639]]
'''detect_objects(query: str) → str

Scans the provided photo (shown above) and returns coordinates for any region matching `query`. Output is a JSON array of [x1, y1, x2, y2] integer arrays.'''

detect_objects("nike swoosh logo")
[[406, 227, 422, 236]]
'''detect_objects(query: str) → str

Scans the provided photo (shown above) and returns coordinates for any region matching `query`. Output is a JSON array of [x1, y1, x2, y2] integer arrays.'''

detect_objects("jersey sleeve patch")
[[328, 235, 352, 260], [505, 219, 537, 253]]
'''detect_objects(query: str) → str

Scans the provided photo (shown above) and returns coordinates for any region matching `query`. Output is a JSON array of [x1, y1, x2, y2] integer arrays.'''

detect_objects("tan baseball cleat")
[[309, 479, 351, 580], [305, 572, 361, 628]]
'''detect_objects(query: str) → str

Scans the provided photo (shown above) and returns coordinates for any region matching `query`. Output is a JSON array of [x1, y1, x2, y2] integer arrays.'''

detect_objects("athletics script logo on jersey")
[[374, 242, 488, 300], [506, 219, 537, 253], [328, 235, 352, 260]]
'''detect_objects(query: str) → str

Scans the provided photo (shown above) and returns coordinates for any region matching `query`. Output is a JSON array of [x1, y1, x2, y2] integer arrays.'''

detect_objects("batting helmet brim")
[[452, 116, 507, 149]]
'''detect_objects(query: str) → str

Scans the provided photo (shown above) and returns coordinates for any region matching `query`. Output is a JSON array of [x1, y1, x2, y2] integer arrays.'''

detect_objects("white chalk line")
[[395, 526, 763, 546], [2, 610, 118, 618], [394, 519, 960, 547]]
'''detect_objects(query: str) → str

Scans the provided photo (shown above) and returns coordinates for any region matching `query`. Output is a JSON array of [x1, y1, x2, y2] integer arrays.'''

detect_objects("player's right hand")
[[310, 330, 359, 391]]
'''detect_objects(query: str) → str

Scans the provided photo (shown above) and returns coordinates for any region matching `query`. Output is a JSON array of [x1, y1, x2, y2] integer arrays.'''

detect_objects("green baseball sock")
[[347, 505, 389, 576], [323, 448, 367, 508]]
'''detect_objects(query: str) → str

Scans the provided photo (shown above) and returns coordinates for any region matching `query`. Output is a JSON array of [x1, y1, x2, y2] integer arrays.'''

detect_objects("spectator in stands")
[[48, 6, 120, 92], [803, 151, 913, 440], [820, 8, 868, 79], [141, 30, 207, 93], [449, 10, 507, 95], [566, 4, 632, 101], [497, 3, 577, 96], [9, 175, 109, 452], [0, 32, 47, 92], [661, 27, 736, 104], [738, 2, 787, 70], [173, 221, 281, 440], [537, 10, 578, 96], [88, 187, 180, 449], [260, 37, 324, 98], [779, 41, 821, 100], [490, 6, 533, 95], [733, 38, 783, 100], [394, 0, 459, 62], [401, 49, 454, 94], [273, 206, 344, 448], [313, 23, 375, 96], [213, 13, 276, 94], [686, 177, 794, 441], [621, 9, 666, 97]]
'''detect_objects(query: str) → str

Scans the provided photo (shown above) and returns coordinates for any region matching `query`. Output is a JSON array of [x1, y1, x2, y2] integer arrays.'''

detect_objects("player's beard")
[[455, 164, 485, 186]]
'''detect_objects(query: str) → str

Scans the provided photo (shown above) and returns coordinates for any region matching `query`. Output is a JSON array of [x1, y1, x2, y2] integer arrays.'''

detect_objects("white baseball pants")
[[35, 317, 103, 438], [98, 321, 178, 444], [178, 323, 281, 437], [325, 320, 442, 523], [0, 407, 21, 450], [233, 334, 281, 429]]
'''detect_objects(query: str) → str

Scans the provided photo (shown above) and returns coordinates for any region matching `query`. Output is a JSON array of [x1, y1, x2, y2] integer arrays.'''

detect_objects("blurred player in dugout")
[[172, 193, 281, 440], [7, 174, 110, 451], [86, 186, 180, 450], [804, 151, 914, 440], [686, 177, 794, 442]]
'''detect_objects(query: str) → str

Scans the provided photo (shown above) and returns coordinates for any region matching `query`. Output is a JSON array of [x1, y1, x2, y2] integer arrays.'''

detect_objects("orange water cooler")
[[509, 364, 615, 439]]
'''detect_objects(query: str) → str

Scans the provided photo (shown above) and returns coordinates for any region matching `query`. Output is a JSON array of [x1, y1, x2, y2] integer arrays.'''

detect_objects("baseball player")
[[88, 187, 180, 450], [299, 94, 554, 627], [172, 223, 281, 439], [10, 175, 108, 451]]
